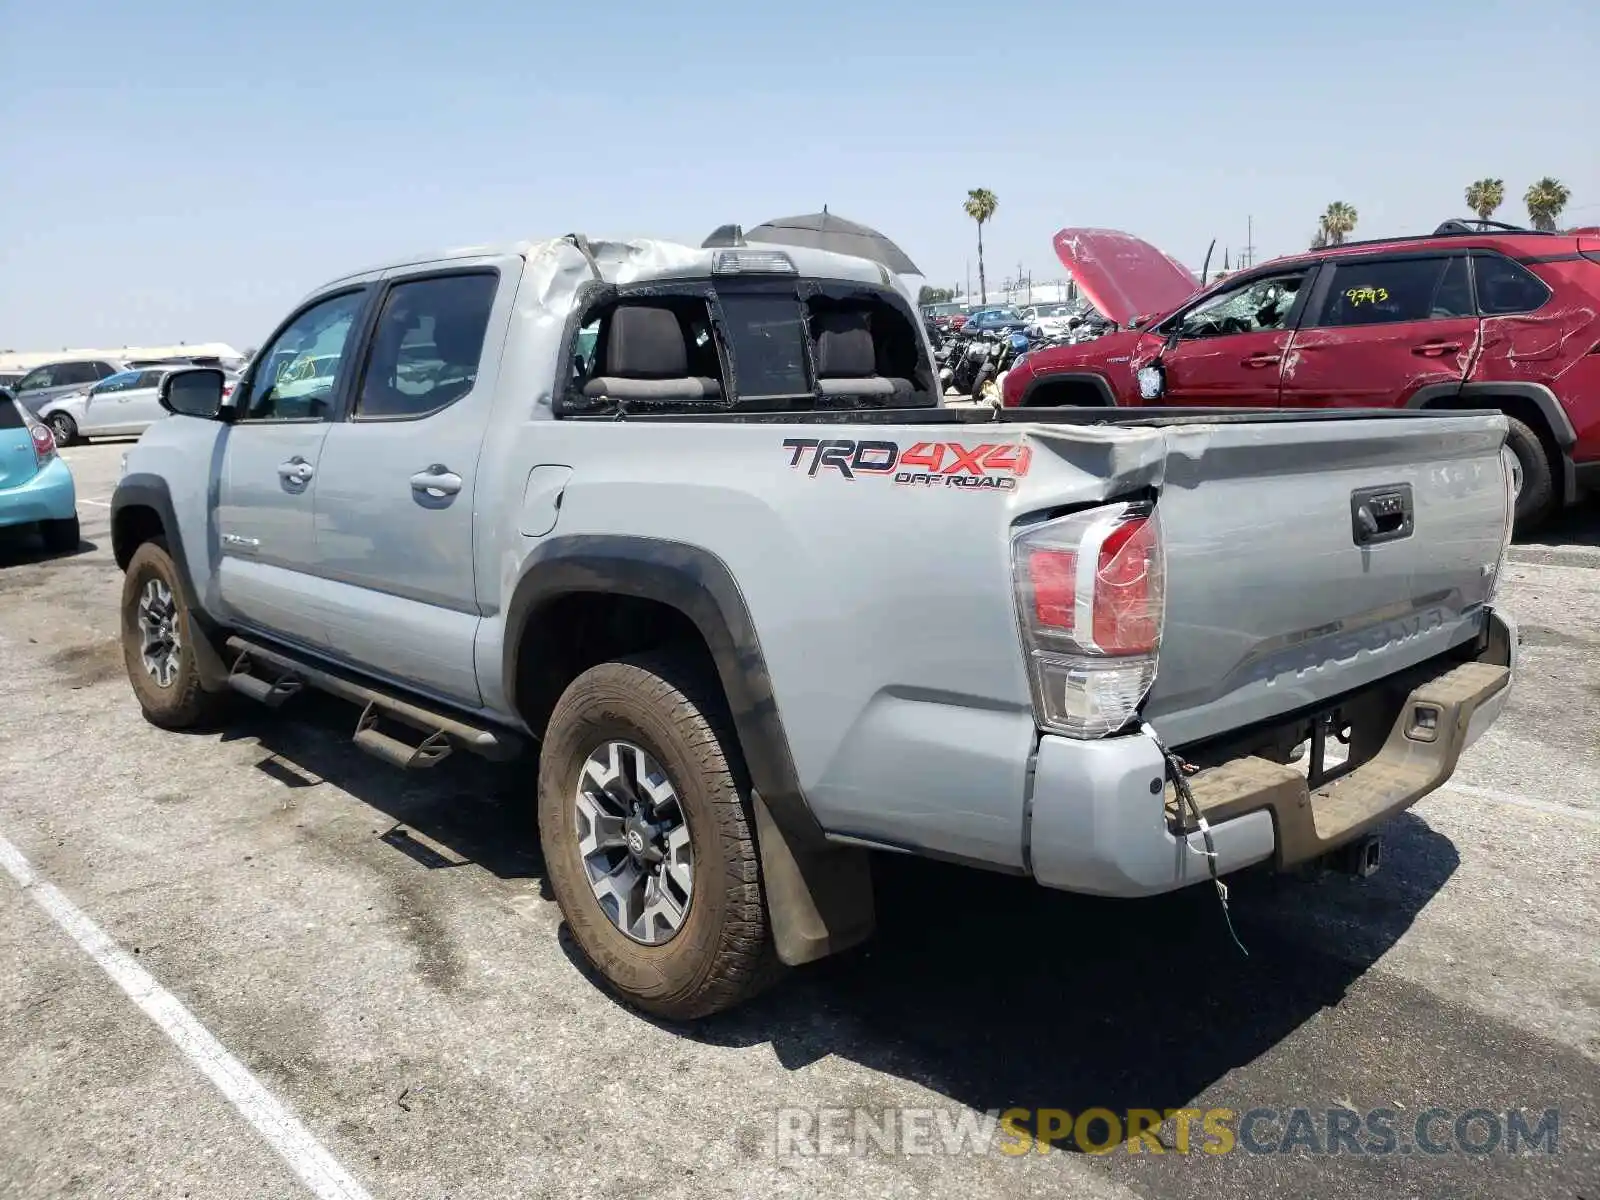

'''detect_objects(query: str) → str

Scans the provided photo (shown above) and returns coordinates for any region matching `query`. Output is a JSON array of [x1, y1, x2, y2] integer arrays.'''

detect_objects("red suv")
[[1003, 223, 1600, 527]]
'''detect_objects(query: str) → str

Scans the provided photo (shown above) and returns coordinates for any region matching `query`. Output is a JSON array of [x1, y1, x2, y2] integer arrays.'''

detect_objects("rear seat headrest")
[[606, 306, 688, 379], [813, 311, 875, 378]]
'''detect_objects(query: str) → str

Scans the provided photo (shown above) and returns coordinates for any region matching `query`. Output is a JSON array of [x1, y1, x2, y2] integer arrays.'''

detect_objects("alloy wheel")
[[574, 740, 693, 945], [136, 578, 182, 688]]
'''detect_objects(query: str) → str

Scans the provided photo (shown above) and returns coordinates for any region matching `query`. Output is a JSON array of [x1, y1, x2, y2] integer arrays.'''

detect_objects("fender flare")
[[110, 473, 230, 690], [1407, 381, 1578, 503], [502, 534, 874, 965], [1019, 370, 1118, 407], [1406, 381, 1576, 447]]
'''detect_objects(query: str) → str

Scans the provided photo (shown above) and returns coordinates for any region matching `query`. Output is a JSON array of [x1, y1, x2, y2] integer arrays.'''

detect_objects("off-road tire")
[[538, 652, 779, 1019], [39, 515, 80, 554], [1504, 415, 1556, 530], [120, 539, 229, 729]]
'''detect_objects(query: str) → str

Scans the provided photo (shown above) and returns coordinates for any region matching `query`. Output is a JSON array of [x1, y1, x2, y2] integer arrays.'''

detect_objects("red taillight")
[[1092, 516, 1159, 653], [30, 423, 55, 464], [1012, 502, 1165, 738], [1019, 512, 1161, 652], [1027, 549, 1076, 628]]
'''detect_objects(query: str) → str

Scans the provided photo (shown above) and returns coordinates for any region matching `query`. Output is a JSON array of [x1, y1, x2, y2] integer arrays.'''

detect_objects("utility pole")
[[1242, 215, 1256, 269]]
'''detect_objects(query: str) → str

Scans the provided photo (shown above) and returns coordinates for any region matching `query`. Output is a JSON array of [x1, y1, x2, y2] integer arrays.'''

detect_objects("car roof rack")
[[1431, 217, 1551, 236]]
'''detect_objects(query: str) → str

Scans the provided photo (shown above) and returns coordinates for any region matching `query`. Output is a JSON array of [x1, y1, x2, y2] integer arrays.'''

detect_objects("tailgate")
[[1138, 413, 1511, 746]]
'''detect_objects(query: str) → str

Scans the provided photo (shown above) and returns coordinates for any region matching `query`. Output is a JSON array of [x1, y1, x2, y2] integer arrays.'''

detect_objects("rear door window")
[[95, 371, 140, 394], [1474, 254, 1551, 315], [58, 362, 101, 386], [1316, 257, 1471, 326], [355, 272, 498, 419], [0, 398, 25, 429]]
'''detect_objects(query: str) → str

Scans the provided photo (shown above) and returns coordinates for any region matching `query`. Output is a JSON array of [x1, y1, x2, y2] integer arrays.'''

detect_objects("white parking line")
[[0, 832, 374, 1200], [79, 498, 111, 507]]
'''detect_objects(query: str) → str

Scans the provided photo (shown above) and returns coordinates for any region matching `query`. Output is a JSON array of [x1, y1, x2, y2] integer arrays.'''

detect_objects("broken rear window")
[[718, 296, 811, 399]]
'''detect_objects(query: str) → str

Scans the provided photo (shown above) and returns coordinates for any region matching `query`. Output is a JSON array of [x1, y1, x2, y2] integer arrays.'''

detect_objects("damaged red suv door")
[[1138, 268, 1314, 407], [1279, 253, 1479, 408]]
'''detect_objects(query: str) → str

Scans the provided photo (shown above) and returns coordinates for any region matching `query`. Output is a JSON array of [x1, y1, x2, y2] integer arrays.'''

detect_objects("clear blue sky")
[[2, 0, 1595, 350]]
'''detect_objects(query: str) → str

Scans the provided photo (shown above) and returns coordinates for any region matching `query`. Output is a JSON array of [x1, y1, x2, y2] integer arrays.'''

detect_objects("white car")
[[39, 367, 237, 445], [1021, 303, 1081, 337]]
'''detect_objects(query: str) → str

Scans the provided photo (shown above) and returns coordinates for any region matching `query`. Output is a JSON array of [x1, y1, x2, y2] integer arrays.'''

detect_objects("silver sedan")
[[39, 367, 238, 445]]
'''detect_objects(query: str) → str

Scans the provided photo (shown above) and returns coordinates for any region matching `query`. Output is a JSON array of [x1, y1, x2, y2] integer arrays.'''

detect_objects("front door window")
[[241, 291, 367, 421]]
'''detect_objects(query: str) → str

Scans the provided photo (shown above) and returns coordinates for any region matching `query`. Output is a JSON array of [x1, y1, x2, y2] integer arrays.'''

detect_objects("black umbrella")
[[740, 208, 921, 275]]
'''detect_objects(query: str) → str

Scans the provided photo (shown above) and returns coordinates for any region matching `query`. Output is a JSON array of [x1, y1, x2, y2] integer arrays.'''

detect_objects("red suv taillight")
[[1012, 502, 1165, 738]]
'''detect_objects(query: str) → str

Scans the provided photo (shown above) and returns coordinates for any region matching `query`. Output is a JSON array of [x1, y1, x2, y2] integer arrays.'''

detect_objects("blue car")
[[962, 307, 1030, 335], [0, 388, 79, 552]]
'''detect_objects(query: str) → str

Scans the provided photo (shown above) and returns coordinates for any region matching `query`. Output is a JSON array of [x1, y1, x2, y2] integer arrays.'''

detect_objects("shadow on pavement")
[[218, 691, 545, 885], [218, 689, 1458, 1137], [0, 526, 98, 566], [1518, 495, 1599, 548], [674, 817, 1457, 1116]]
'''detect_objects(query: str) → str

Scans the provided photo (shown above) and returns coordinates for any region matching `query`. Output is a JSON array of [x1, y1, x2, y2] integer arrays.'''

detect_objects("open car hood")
[[1052, 228, 1201, 327]]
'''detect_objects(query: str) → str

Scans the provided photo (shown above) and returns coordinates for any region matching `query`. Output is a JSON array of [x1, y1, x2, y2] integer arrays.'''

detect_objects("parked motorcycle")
[[968, 331, 1035, 404]]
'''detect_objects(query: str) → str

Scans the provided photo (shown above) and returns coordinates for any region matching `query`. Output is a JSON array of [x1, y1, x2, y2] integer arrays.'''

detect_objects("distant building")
[[0, 342, 245, 372], [952, 279, 1077, 309]]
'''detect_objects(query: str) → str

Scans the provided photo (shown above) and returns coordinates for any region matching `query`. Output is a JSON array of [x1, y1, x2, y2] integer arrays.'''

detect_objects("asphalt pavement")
[[1, 441, 1595, 1200]]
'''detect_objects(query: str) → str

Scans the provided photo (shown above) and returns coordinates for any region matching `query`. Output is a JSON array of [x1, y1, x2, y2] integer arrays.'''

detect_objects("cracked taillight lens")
[[1012, 501, 1165, 738]]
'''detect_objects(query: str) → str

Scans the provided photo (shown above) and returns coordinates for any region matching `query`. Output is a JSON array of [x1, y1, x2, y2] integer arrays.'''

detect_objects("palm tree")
[[1319, 201, 1359, 246], [1524, 177, 1571, 232], [1465, 178, 1505, 223], [963, 189, 998, 303]]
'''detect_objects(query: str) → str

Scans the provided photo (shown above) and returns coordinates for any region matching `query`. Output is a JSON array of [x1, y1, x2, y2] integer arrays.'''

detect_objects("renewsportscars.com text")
[[773, 1106, 1561, 1158]]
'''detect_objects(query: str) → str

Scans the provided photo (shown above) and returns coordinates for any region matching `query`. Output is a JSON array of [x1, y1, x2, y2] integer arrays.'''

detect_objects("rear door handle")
[[277, 457, 314, 483], [410, 465, 462, 496], [1412, 341, 1462, 357], [1243, 353, 1281, 368]]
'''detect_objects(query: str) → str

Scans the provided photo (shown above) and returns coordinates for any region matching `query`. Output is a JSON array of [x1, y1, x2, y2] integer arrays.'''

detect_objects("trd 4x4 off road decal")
[[781, 438, 1032, 492]]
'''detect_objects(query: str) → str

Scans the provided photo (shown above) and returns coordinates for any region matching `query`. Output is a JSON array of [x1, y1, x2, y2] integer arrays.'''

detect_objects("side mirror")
[[160, 367, 227, 419]]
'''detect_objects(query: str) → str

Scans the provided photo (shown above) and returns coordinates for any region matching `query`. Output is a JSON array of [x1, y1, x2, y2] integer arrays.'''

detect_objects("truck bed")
[[521, 403, 1512, 865]]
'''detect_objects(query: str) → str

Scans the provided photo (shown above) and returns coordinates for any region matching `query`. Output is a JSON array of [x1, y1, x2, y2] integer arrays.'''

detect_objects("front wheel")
[[537, 653, 778, 1019], [119, 540, 229, 728]]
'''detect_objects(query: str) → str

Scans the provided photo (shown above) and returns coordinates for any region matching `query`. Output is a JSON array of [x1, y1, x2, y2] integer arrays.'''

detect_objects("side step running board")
[[225, 636, 523, 768]]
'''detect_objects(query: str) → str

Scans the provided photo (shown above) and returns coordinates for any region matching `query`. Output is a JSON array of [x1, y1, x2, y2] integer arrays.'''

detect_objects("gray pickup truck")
[[112, 236, 1517, 1018]]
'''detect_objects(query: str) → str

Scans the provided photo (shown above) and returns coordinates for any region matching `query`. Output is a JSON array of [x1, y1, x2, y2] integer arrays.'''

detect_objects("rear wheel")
[[537, 653, 778, 1019], [1503, 415, 1556, 531], [119, 540, 229, 728], [46, 412, 78, 446], [39, 515, 79, 554]]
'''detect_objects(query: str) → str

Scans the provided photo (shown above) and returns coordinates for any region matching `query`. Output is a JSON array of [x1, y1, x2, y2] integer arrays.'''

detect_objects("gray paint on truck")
[[112, 235, 1516, 943]]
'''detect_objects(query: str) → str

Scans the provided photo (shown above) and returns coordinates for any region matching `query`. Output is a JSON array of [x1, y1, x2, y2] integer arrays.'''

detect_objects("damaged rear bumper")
[[1026, 609, 1515, 898]]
